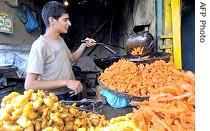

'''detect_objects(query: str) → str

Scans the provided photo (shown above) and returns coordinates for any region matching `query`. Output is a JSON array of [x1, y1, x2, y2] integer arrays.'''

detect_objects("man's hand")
[[70, 38, 96, 62], [82, 37, 96, 47], [65, 80, 83, 94]]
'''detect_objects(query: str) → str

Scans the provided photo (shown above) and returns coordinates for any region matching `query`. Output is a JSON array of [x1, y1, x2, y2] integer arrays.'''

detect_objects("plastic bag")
[[24, 6, 38, 33], [17, 4, 27, 24], [100, 89, 131, 108]]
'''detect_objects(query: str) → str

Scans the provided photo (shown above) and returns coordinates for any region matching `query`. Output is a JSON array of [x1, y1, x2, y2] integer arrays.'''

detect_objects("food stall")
[[0, 59, 195, 130], [0, 0, 195, 130]]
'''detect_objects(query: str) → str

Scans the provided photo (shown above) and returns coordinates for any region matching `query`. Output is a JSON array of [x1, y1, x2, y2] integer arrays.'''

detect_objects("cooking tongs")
[[69, 91, 77, 97], [81, 40, 121, 56]]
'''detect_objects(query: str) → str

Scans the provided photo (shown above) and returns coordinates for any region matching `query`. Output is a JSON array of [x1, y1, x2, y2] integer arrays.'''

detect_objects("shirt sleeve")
[[27, 43, 46, 75]]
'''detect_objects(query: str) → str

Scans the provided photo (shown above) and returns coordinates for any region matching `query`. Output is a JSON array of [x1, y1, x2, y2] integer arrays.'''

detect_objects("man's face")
[[51, 13, 71, 34]]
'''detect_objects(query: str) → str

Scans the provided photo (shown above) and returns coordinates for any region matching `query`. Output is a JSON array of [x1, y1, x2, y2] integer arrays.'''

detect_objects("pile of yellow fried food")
[[102, 113, 139, 131], [0, 89, 108, 131], [99, 59, 195, 131]]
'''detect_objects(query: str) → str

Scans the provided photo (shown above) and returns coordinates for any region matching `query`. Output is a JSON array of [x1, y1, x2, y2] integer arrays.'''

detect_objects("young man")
[[24, 1, 96, 100]]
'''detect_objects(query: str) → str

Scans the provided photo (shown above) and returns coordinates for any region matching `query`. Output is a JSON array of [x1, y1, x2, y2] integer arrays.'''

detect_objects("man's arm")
[[69, 38, 96, 62], [24, 73, 83, 94], [69, 43, 86, 62]]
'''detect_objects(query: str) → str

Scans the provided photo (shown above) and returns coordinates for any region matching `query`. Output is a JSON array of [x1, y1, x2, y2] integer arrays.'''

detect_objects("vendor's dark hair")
[[41, 1, 68, 27]]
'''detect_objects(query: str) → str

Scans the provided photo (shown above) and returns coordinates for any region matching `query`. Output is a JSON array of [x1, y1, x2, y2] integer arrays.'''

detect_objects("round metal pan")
[[94, 51, 170, 70], [97, 78, 149, 101]]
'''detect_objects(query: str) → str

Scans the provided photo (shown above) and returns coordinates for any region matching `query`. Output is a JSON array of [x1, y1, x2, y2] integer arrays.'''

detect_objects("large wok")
[[94, 51, 170, 70]]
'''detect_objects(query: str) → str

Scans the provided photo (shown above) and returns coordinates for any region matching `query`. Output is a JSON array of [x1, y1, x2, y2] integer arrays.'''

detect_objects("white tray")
[[0, 64, 13, 67]]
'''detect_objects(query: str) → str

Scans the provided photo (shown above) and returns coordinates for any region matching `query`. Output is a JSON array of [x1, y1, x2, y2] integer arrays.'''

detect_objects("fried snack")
[[99, 59, 194, 97], [103, 114, 139, 131], [99, 59, 195, 131], [0, 89, 108, 131], [130, 72, 195, 131], [130, 47, 145, 56]]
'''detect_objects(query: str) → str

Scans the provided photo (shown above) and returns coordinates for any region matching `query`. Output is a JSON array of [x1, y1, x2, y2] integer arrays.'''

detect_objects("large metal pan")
[[94, 51, 170, 70], [97, 78, 149, 101]]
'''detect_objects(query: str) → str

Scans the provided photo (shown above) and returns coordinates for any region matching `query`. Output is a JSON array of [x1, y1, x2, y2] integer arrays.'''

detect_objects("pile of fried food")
[[0, 89, 108, 131], [106, 71, 194, 131], [99, 59, 195, 131], [0, 59, 195, 131], [131, 69, 195, 131], [103, 113, 139, 131], [130, 47, 145, 56], [99, 59, 191, 96]]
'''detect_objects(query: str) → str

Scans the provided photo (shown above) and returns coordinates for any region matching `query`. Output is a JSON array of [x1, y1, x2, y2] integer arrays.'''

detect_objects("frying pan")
[[94, 51, 170, 70]]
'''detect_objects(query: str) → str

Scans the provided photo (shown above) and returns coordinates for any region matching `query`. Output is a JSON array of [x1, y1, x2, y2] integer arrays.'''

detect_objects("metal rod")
[[103, 46, 118, 56], [81, 40, 125, 49]]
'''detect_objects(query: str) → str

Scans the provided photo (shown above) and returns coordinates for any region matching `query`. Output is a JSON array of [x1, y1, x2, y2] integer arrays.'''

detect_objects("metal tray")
[[97, 78, 149, 101]]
